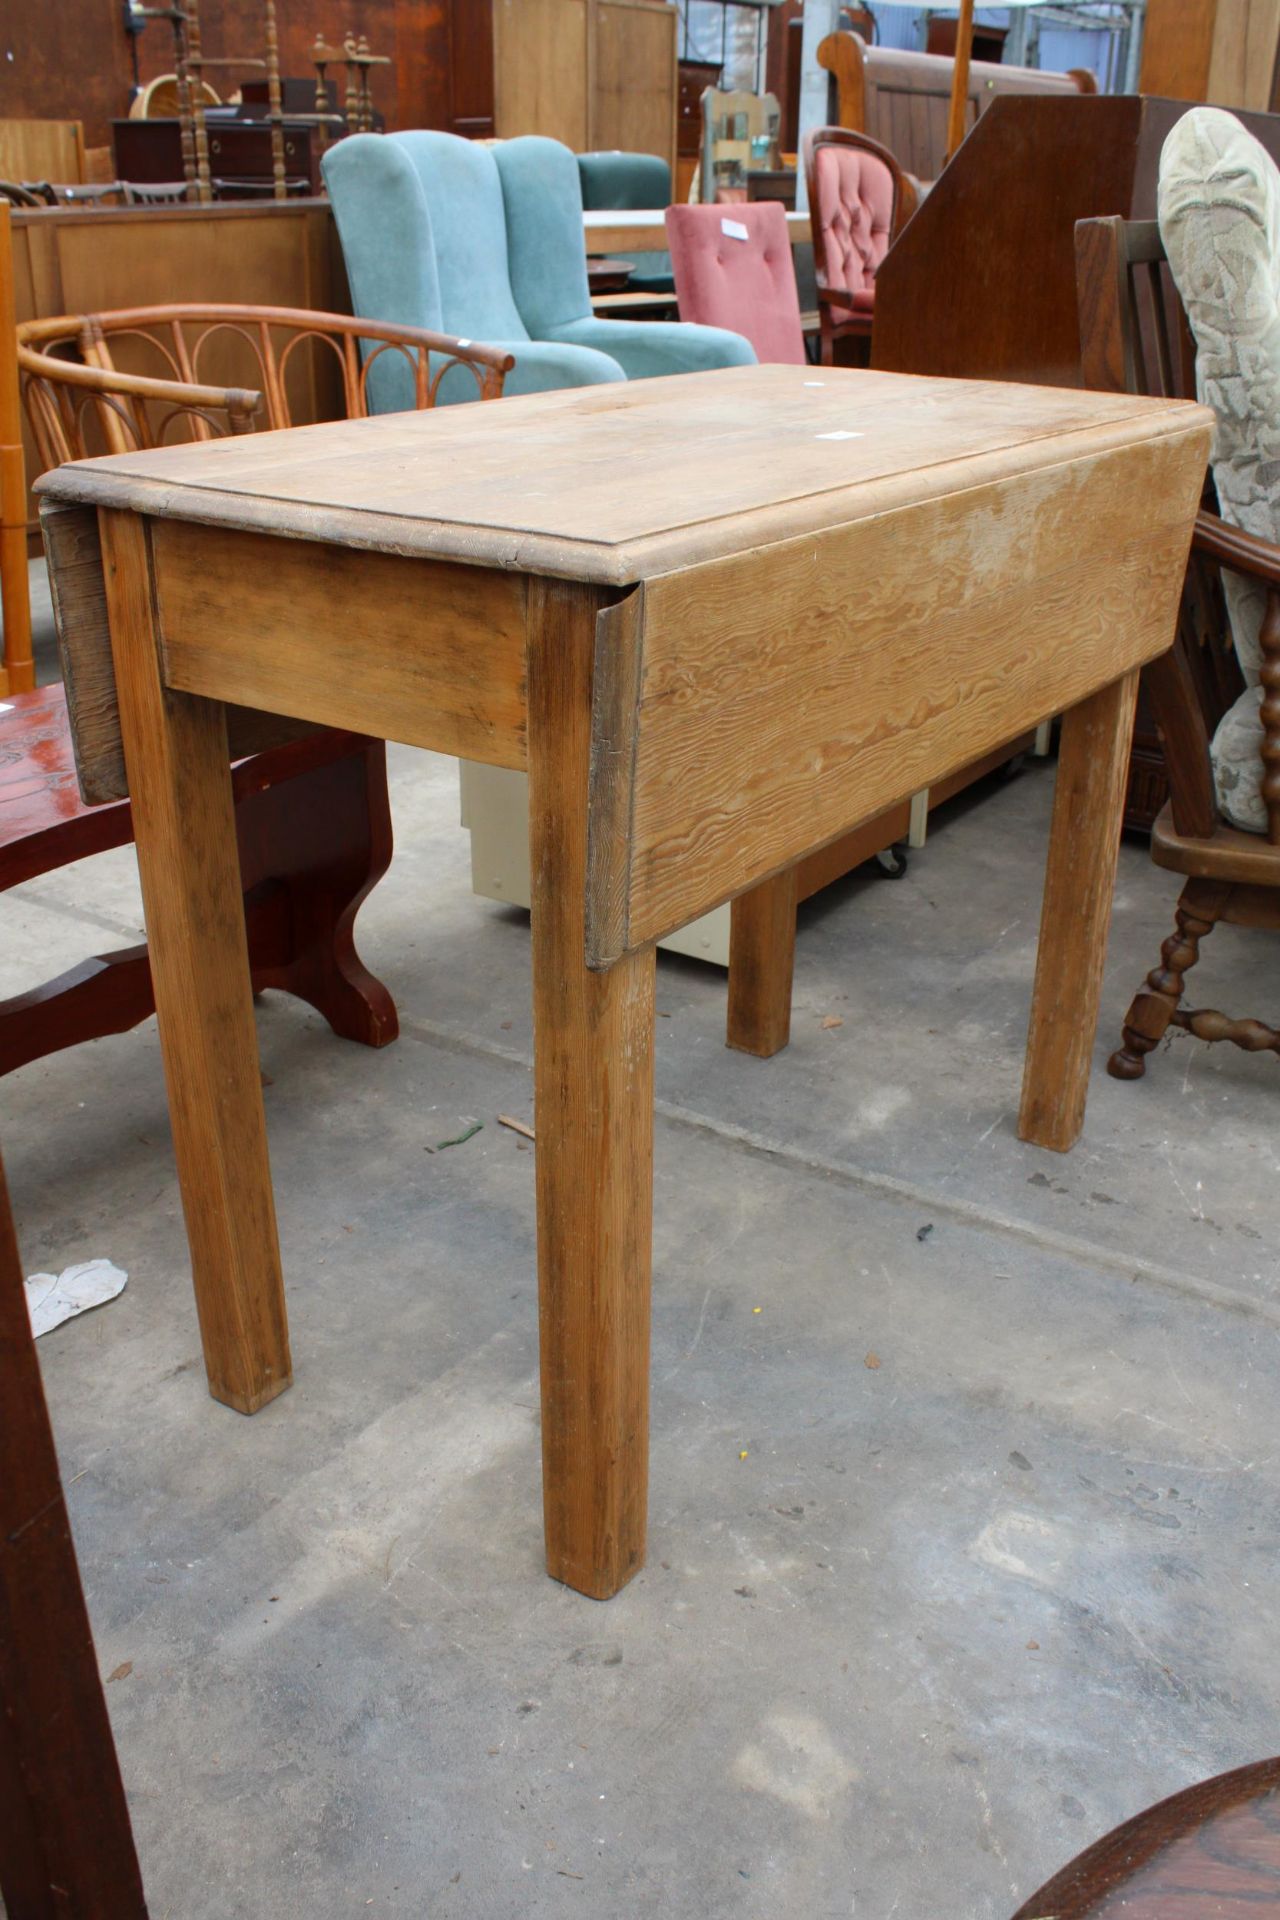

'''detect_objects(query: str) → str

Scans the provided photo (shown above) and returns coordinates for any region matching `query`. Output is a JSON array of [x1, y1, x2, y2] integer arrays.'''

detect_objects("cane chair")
[[1075, 122, 1280, 1080], [18, 302, 513, 460], [6, 305, 513, 1075]]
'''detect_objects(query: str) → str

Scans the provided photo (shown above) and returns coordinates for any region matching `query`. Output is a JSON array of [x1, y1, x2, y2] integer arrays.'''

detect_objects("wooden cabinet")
[[491, 0, 677, 170], [594, 0, 677, 167], [1139, 0, 1280, 111], [677, 58, 720, 198], [112, 117, 323, 194], [0, 119, 85, 185]]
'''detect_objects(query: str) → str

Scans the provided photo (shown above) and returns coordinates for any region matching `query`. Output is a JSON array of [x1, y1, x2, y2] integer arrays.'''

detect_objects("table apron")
[[586, 424, 1209, 964], [151, 519, 531, 772]]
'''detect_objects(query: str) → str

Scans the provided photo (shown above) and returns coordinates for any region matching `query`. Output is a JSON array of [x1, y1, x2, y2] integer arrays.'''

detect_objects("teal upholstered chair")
[[322, 131, 753, 409], [578, 150, 676, 295]]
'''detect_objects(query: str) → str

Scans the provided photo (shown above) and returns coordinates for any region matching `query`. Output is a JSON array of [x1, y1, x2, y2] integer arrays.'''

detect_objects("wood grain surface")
[[528, 579, 655, 1598], [37, 366, 1209, 587], [726, 870, 799, 1057], [1018, 669, 1140, 1152], [153, 521, 529, 770], [101, 508, 290, 1415], [43, 500, 318, 805], [1012, 1755, 1280, 1918], [587, 421, 1208, 961]]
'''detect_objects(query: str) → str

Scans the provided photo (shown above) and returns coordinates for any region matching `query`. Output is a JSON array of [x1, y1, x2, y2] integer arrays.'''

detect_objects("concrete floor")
[[6, 566, 1280, 1917]]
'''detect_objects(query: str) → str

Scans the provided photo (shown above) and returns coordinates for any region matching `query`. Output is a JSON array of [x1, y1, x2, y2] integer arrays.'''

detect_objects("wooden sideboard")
[[112, 117, 322, 196]]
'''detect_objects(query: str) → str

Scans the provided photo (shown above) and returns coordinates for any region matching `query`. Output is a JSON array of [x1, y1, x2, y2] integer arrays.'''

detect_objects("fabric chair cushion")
[[496, 135, 597, 337], [1212, 685, 1267, 833], [395, 132, 530, 341], [545, 313, 755, 378], [578, 147, 677, 287], [578, 151, 672, 211], [499, 136, 755, 376], [1159, 106, 1280, 832], [665, 202, 805, 364], [321, 134, 446, 347], [324, 131, 625, 406], [811, 142, 894, 299], [327, 128, 751, 403]]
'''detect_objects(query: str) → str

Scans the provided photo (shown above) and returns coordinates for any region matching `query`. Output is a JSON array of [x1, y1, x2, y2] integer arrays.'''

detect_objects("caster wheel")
[[874, 845, 908, 880]]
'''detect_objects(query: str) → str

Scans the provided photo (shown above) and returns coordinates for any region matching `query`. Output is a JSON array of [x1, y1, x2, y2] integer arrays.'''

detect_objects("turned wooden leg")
[[1107, 878, 1230, 1080], [527, 580, 655, 1600], [1019, 670, 1138, 1153], [726, 868, 798, 1058], [101, 510, 290, 1415]]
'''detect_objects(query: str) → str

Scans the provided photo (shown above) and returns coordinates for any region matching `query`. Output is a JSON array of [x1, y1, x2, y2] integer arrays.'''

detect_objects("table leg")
[[527, 580, 655, 1600], [100, 510, 290, 1414], [726, 870, 798, 1057], [1018, 669, 1139, 1154]]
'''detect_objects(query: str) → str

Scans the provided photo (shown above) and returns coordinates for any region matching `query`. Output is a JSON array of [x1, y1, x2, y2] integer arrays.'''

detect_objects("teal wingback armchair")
[[322, 130, 753, 409]]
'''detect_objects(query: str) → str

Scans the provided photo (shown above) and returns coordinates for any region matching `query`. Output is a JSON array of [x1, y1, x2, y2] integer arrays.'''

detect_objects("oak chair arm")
[[1193, 508, 1280, 590]]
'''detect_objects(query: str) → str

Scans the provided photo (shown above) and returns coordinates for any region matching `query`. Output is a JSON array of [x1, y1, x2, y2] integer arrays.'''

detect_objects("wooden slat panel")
[[493, 0, 590, 147], [1206, 0, 1280, 109], [586, 423, 1209, 963], [908, 91, 931, 175], [41, 501, 320, 804], [0, 119, 83, 184], [1138, 0, 1218, 99], [40, 501, 122, 804], [153, 520, 530, 767], [593, 1, 677, 176]]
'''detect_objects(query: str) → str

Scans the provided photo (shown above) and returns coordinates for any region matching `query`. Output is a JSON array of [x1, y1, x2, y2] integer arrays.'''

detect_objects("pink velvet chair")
[[664, 201, 804, 364], [802, 126, 910, 365]]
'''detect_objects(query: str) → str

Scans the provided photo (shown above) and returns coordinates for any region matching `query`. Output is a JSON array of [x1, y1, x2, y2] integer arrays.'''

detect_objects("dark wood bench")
[[818, 29, 1095, 186], [0, 680, 397, 1076]]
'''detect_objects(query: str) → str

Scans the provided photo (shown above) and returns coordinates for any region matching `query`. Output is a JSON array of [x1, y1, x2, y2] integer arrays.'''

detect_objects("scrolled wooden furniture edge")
[[1009, 1755, 1280, 1919]]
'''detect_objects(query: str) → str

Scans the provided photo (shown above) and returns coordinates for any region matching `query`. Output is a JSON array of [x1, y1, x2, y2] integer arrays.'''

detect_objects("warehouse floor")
[[6, 569, 1279, 1918]]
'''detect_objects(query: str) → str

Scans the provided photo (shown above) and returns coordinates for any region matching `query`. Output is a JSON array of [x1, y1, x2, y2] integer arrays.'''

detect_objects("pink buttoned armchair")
[[802, 126, 912, 365]]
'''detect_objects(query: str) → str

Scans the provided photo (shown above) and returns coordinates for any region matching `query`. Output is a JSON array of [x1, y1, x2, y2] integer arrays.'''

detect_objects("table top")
[[38, 365, 1207, 588], [583, 208, 811, 253], [590, 292, 679, 315]]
